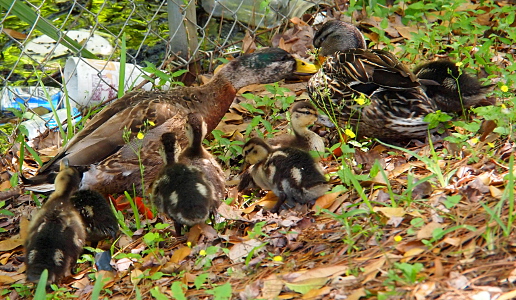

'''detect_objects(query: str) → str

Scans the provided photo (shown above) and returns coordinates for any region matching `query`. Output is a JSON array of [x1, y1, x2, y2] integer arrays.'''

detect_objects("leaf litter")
[[1, 2, 516, 299]]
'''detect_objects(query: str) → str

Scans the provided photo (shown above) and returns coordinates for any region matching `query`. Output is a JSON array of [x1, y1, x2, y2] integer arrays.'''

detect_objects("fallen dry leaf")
[[417, 222, 444, 240]]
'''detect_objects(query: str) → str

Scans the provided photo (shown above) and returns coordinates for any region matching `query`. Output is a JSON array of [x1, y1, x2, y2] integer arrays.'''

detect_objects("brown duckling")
[[152, 114, 223, 234], [24, 159, 86, 284], [26, 48, 317, 195], [308, 20, 437, 142], [239, 138, 329, 213], [268, 101, 332, 161], [178, 113, 225, 201], [414, 60, 492, 113], [70, 189, 119, 245]]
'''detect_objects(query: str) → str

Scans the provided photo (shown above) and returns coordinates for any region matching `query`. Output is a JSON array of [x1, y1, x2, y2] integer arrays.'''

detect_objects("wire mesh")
[[0, 0, 328, 113]]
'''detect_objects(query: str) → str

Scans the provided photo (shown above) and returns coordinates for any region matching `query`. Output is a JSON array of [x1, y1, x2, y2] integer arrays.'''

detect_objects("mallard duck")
[[152, 130, 217, 235], [26, 48, 317, 195], [238, 138, 329, 213], [24, 159, 86, 284], [70, 190, 119, 245], [414, 60, 492, 113], [268, 101, 332, 161], [308, 20, 437, 141]]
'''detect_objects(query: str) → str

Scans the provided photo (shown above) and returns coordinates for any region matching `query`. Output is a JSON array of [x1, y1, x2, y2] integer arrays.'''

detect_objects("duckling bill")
[[239, 138, 329, 213], [24, 159, 86, 284]]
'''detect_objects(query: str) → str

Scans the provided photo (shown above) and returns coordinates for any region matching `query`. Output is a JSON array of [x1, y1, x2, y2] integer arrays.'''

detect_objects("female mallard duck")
[[27, 48, 317, 195], [152, 113, 223, 234], [414, 60, 492, 113], [24, 159, 86, 284], [238, 138, 329, 213], [268, 101, 332, 161], [308, 20, 437, 141], [70, 190, 119, 245]]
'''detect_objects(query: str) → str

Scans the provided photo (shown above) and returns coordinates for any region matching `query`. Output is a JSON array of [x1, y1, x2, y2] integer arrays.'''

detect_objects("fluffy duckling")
[[152, 114, 222, 234], [24, 159, 86, 284], [239, 138, 329, 213], [70, 190, 119, 245], [414, 60, 492, 113], [268, 101, 332, 161], [178, 113, 225, 202]]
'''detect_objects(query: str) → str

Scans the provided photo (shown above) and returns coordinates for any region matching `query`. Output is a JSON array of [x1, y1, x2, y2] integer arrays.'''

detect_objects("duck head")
[[290, 101, 334, 132], [242, 138, 272, 165], [53, 158, 81, 197], [313, 20, 367, 57], [160, 132, 179, 165], [218, 48, 317, 90], [185, 113, 208, 148]]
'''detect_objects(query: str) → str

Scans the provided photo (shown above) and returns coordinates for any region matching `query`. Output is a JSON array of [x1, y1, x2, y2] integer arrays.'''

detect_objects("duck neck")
[[194, 77, 238, 132]]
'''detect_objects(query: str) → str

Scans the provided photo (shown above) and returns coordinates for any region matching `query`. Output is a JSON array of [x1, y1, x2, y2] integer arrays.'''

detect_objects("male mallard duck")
[[238, 138, 329, 213], [268, 101, 332, 161], [414, 60, 492, 113], [70, 190, 119, 245], [24, 159, 86, 284], [27, 48, 317, 195], [308, 20, 437, 141], [152, 113, 223, 234]]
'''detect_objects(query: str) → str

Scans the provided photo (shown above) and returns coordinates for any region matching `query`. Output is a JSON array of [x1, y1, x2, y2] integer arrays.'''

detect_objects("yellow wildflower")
[[394, 235, 402, 242], [455, 61, 463, 67], [199, 250, 207, 256], [344, 128, 356, 139], [148, 120, 156, 126], [272, 256, 283, 262], [187, 242, 192, 248], [501, 85, 509, 93], [487, 142, 495, 148], [470, 137, 479, 144], [501, 103, 507, 109], [355, 94, 367, 105], [137, 132, 144, 139]]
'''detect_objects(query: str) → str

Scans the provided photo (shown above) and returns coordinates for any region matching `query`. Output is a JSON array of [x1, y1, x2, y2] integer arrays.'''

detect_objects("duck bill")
[[316, 113, 335, 128], [294, 58, 318, 75]]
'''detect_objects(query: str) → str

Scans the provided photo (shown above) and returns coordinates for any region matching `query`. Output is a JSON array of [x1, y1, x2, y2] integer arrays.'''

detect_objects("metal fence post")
[[168, 0, 198, 60]]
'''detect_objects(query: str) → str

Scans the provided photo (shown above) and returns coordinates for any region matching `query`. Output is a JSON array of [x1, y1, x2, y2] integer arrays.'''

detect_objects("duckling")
[[414, 60, 492, 113], [239, 138, 329, 213], [70, 190, 119, 245], [24, 159, 86, 284], [268, 101, 332, 161], [152, 132, 217, 235], [26, 48, 317, 195], [152, 114, 223, 234], [308, 20, 437, 142], [178, 113, 225, 201]]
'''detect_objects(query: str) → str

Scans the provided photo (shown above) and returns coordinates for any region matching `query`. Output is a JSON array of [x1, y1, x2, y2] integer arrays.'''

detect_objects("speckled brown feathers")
[[309, 20, 437, 141]]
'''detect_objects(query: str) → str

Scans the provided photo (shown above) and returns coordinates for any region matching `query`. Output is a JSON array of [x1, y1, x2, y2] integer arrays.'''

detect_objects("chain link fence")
[[0, 0, 331, 115]]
